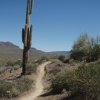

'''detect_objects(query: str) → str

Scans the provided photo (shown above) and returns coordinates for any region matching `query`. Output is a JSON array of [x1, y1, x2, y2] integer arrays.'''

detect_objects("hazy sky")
[[0, 0, 100, 51]]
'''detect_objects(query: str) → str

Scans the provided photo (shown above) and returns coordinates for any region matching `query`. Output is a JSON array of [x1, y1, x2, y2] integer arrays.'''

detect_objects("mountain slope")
[[29, 48, 47, 57], [0, 42, 47, 59], [0, 42, 21, 54], [0, 42, 70, 59], [47, 51, 70, 56]]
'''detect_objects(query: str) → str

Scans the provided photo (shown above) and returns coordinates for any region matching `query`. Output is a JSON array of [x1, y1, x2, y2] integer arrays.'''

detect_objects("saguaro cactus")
[[22, 0, 33, 75]]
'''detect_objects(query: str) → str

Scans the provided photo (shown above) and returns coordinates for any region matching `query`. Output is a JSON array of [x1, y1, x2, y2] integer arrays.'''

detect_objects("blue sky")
[[0, 0, 100, 52]]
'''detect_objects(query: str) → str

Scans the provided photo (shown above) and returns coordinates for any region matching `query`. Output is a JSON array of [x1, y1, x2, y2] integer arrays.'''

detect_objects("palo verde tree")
[[22, 0, 33, 75], [71, 33, 100, 62]]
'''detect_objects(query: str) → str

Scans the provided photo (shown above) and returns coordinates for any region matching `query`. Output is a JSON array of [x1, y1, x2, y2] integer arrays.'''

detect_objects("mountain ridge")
[[0, 42, 70, 57]]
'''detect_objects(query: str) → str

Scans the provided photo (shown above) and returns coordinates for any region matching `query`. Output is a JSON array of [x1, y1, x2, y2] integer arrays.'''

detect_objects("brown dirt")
[[0, 60, 79, 100], [35, 60, 79, 100]]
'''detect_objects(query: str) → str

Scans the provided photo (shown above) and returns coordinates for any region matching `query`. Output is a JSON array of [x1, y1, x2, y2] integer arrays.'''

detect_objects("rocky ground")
[[0, 60, 79, 100]]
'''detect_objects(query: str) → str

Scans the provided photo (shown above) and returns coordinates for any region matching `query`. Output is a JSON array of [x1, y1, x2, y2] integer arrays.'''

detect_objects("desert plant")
[[15, 77, 33, 93], [0, 81, 18, 98], [26, 63, 37, 74], [0, 77, 33, 98], [6, 60, 21, 67], [6, 61, 16, 67], [52, 62, 100, 100], [58, 55, 65, 62], [51, 70, 70, 93], [34, 56, 49, 64], [71, 33, 100, 62], [22, 0, 33, 75], [75, 63, 100, 100]]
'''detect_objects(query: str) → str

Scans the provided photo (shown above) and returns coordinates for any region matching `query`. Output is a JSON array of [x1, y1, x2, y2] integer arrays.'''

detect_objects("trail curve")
[[19, 61, 51, 100]]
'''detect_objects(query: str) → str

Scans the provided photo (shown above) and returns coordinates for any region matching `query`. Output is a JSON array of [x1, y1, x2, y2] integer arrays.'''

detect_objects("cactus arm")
[[24, 25, 28, 47], [30, 25, 32, 45], [27, 28, 30, 49], [22, 28, 25, 43]]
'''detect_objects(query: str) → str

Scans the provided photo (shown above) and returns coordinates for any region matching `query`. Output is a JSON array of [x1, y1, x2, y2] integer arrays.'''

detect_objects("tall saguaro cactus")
[[22, 0, 33, 75]]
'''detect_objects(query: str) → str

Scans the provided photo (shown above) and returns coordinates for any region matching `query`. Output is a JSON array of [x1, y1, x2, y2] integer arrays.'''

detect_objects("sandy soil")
[[18, 61, 51, 100], [0, 61, 79, 100]]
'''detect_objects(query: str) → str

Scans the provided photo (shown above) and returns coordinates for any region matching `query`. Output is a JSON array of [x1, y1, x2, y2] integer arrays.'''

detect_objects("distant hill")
[[47, 51, 70, 56], [0, 42, 70, 60], [29, 48, 47, 57], [0, 42, 21, 54], [0, 42, 46, 59]]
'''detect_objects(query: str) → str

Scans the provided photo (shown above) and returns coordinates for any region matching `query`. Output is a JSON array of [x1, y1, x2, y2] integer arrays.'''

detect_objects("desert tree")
[[71, 33, 100, 62]]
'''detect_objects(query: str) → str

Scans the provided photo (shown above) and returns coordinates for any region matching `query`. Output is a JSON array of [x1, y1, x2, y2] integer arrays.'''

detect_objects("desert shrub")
[[0, 61, 6, 67], [74, 63, 100, 99], [70, 50, 85, 61], [52, 62, 100, 100], [58, 55, 65, 62], [5, 61, 15, 67], [71, 34, 100, 62], [6, 60, 21, 67], [15, 59, 22, 66], [26, 63, 37, 75], [0, 77, 33, 98], [58, 55, 70, 63], [51, 70, 71, 93], [0, 81, 19, 98], [15, 77, 33, 93], [35, 56, 49, 64], [64, 58, 70, 63]]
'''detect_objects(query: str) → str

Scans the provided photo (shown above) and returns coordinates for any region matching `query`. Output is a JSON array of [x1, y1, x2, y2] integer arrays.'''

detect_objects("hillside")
[[47, 51, 70, 56], [0, 42, 70, 59], [0, 42, 46, 59], [0, 42, 21, 54]]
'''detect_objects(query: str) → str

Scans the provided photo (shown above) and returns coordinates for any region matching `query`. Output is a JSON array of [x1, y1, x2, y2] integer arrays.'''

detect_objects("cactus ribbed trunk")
[[22, 47, 28, 74], [22, 0, 33, 75]]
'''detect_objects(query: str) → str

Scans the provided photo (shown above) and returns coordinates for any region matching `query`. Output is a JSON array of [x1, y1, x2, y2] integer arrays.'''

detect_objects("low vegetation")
[[0, 58, 39, 98], [51, 61, 100, 100], [34, 56, 49, 64], [58, 55, 70, 63], [26, 63, 37, 75], [0, 77, 33, 98], [5, 60, 21, 67]]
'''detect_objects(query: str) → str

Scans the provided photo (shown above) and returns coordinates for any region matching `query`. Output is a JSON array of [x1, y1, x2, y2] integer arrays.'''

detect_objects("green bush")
[[75, 63, 100, 99], [15, 77, 33, 93], [52, 70, 70, 93], [0, 77, 33, 98], [71, 34, 100, 62], [70, 50, 85, 61], [34, 56, 49, 64], [58, 55, 70, 63], [0, 81, 18, 98], [52, 62, 100, 100], [26, 63, 37, 75], [58, 55, 65, 62], [6, 60, 21, 67]]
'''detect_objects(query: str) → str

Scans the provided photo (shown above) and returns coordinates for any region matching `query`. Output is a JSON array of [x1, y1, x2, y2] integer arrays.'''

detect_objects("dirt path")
[[18, 61, 51, 100]]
